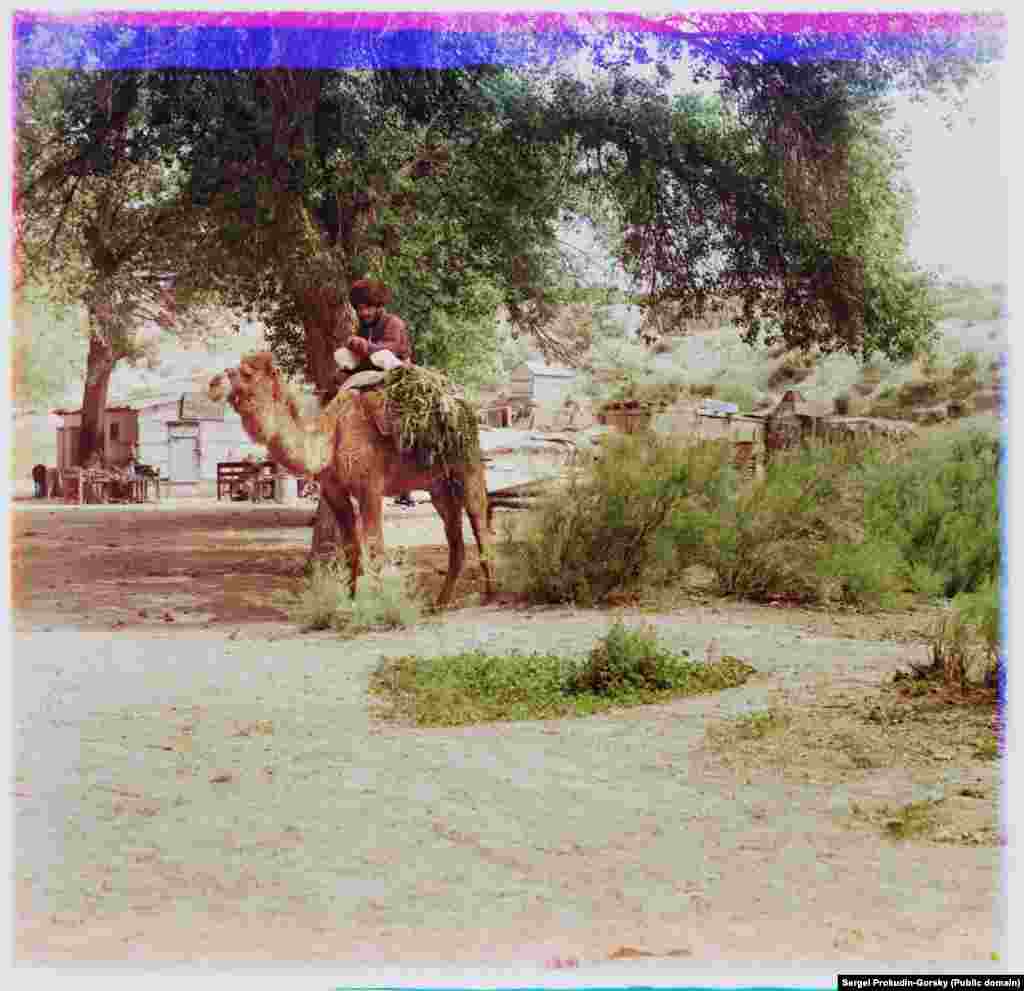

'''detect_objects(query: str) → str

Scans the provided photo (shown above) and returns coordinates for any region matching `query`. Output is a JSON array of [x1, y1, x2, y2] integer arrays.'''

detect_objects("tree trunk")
[[302, 291, 357, 565], [78, 333, 117, 466]]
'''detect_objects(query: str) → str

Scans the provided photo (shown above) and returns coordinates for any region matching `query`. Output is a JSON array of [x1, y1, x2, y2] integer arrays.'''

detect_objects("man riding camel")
[[335, 278, 413, 390], [335, 278, 417, 508]]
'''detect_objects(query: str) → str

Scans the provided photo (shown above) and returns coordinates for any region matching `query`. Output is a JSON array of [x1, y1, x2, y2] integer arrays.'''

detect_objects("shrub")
[[370, 621, 756, 726], [565, 620, 755, 699], [815, 538, 911, 610], [861, 428, 1001, 597], [691, 441, 870, 602], [285, 555, 423, 635], [506, 434, 731, 605], [565, 620, 686, 694], [286, 561, 354, 631], [930, 577, 1003, 691]]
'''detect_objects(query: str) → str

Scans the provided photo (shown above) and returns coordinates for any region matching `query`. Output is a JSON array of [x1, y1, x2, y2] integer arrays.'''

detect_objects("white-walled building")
[[509, 361, 578, 406], [54, 392, 266, 494]]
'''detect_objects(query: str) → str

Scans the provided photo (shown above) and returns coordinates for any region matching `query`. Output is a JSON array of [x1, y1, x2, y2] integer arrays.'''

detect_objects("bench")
[[217, 461, 275, 501]]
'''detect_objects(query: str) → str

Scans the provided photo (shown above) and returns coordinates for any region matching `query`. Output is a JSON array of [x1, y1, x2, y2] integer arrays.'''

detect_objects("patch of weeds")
[[369, 621, 756, 727], [972, 731, 1000, 760], [283, 554, 423, 636], [706, 708, 791, 746], [883, 799, 941, 840], [849, 794, 1000, 845]]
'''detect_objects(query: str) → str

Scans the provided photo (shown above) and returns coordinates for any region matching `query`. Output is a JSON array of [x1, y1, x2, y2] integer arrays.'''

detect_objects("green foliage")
[[371, 648, 574, 726], [369, 621, 756, 726], [953, 577, 1001, 658], [692, 442, 873, 603], [11, 289, 87, 408], [505, 434, 731, 606], [815, 538, 911, 610], [565, 621, 687, 695], [285, 557, 423, 635], [927, 582, 1002, 690], [861, 428, 1001, 597]]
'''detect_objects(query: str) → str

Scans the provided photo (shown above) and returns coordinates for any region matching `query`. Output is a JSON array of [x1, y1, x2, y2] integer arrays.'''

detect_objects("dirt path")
[[10, 500, 1004, 971]]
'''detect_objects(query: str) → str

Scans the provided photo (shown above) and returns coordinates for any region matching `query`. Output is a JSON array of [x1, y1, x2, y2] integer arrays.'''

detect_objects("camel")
[[208, 352, 493, 606]]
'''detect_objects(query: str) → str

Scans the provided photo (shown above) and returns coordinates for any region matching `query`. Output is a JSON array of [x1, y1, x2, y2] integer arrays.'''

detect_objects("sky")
[[896, 60, 1008, 285]]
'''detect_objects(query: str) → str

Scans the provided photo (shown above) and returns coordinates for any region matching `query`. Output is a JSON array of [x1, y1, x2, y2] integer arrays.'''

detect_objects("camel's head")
[[208, 352, 285, 412]]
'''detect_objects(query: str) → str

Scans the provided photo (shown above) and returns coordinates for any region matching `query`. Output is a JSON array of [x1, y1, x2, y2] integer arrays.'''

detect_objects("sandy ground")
[[9, 496, 1006, 975]]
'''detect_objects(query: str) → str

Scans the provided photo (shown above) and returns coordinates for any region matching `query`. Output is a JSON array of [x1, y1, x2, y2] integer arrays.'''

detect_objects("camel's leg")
[[354, 485, 386, 566], [429, 483, 465, 607], [463, 465, 494, 601], [318, 478, 362, 597]]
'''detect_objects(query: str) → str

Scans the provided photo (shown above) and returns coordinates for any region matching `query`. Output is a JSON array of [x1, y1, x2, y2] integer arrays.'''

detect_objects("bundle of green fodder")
[[381, 365, 481, 470]]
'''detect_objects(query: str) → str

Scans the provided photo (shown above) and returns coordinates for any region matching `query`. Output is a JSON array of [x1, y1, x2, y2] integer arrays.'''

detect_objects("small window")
[[110, 422, 120, 441]]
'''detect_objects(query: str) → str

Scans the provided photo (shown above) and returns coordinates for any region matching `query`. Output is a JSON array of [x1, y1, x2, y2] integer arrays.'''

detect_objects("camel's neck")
[[236, 391, 331, 477]]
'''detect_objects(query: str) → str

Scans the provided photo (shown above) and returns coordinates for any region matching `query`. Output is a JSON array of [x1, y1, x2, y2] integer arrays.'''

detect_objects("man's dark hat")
[[349, 279, 391, 308]]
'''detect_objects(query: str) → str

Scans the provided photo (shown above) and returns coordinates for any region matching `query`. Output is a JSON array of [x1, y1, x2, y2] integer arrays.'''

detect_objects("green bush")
[[953, 577, 1001, 657], [565, 620, 687, 694], [815, 538, 911, 610], [691, 441, 870, 602], [862, 428, 1001, 597], [928, 578, 1002, 689], [506, 434, 731, 605]]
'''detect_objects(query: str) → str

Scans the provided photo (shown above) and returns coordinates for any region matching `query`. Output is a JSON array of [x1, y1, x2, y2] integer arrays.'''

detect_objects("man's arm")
[[367, 315, 412, 362]]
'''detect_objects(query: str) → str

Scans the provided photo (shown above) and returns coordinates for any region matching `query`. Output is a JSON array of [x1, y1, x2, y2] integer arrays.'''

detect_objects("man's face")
[[356, 304, 381, 326]]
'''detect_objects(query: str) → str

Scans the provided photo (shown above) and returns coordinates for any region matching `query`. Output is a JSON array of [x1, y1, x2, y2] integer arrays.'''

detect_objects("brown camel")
[[208, 352, 493, 606]]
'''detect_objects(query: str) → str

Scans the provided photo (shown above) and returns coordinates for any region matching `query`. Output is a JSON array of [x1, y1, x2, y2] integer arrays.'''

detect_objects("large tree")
[[15, 16, 1002, 508], [15, 70, 218, 464]]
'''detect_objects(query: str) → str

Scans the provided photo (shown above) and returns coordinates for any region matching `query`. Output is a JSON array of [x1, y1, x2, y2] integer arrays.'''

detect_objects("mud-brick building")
[[764, 389, 833, 455]]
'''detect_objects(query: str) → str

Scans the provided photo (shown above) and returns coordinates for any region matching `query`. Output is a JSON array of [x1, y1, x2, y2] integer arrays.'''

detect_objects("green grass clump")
[[370, 621, 756, 726], [285, 556, 423, 635]]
